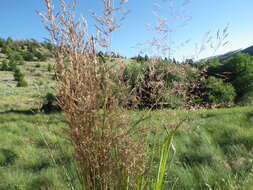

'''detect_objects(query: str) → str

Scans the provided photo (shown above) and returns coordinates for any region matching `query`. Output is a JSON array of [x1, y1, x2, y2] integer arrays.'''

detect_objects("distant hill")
[[241, 45, 253, 55], [202, 45, 253, 62]]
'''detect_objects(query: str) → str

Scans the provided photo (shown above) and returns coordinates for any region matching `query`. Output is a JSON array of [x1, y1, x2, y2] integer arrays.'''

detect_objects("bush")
[[37, 79, 44, 86], [8, 53, 24, 62], [47, 63, 52, 72], [1, 46, 13, 55], [13, 68, 24, 81], [200, 77, 236, 107], [0, 59, 18, 71], [29, 176, 54, 190], [122, 61, 201, 109], [8, 59, 17, 71], [0, 60, 10, 71], [123, 61, 168, 108], [22, 51, 34, 61], [206, 53, 253, 102], [232, 73, 253, 100], [17, 79, 28, 87], [237, 91, 253, 106], [35, 51, 47, 61], [19, 60, 25, 65], [13, 68, 28, 87], [122, 61, 148, 89], [0, 149, 18, 166], [0, 38, 4, 48], [41, 93, 61, 113]]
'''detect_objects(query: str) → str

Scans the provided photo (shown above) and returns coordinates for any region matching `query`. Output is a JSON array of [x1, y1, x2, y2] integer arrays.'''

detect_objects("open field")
[[1, 0, 253, 189], [0, 61, 253, 189], [0, 106, 253, 190], [0, 61, 55, 111]]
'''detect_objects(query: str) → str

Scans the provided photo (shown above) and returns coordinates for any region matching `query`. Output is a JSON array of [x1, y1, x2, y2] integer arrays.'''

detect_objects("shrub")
[[123, 60, 170, 108], [41, 93, 61, 113], [13, 68, 24, 81], [0, 149, 18, 166], [1, 46, 13, 55], [8, 53, 24, 62], [41, 1, 147, 189], [0, 59, 19, 71], [122, 61, 148, 89], [8, 59, 17, 71], [0, 38, 4, 48], [232, 73, 253, 101], [0, 60, 10, 71], [35, 51, 47, 61], [29, 176, 54, 190], [47, 63, 52, 72], [122, 61, 201, 109], [22, 51, 34, 61], [17, 79, 28, 87], [13, 68, 28, 87], [237, 91, 253, 106], [19, 60, 25, 65], [37, 79, 44, 86], [206, 53, 253, 101], [200, 76, 236, 107]]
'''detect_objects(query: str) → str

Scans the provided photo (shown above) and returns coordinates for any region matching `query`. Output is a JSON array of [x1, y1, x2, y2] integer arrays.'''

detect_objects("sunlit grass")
[[1, 59, 253, 189], [0, 107, 252, 189], [0, 61, 55, 111]]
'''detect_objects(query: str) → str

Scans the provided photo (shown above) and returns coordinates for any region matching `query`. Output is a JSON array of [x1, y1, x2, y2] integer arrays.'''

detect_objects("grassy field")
[[0, 61, 55, 111], [0, 61, 253, 190]]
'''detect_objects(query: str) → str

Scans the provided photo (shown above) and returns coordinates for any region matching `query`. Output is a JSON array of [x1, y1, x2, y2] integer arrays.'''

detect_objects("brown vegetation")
[[40, 0, 147, 189]]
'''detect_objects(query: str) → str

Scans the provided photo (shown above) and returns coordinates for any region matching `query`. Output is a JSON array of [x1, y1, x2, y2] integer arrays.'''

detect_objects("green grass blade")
[[155, 126, 179, 190]]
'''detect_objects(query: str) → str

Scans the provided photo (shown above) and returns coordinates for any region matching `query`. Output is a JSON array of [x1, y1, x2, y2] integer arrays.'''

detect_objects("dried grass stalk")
[[40, 0, 146, 189]]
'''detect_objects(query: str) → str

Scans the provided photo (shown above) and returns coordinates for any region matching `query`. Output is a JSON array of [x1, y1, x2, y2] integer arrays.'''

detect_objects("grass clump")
[[0, 107, 252, 189], [47, 63, 52, 72], [40, 0, 148, 189], [0, 59, 17, 71], [0, 148, 18, 167], [13, 68, 28, 87]]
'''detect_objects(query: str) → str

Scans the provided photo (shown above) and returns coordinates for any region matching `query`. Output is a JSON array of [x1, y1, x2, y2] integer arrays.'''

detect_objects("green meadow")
[[0, 61, 253, 189]]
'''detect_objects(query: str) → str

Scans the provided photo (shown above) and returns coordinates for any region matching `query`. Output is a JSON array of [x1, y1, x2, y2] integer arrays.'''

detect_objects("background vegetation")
[[0, 36, 253, 189], [0, 0, 252, 188]]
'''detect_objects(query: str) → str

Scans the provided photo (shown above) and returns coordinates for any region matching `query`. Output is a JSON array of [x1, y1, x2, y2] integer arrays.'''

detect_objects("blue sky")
[[0, 0, 252, 60]]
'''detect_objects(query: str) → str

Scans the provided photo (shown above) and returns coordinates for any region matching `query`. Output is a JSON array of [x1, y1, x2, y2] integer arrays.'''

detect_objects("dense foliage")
[[198, 76, 236, 106], [205, 53, 253, 106], [122, 53, 253, 109], [0, 37, 52, 62], [0, 37, 252, 108]]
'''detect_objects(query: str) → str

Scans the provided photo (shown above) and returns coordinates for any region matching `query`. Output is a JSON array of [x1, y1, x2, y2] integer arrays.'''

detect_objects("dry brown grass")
[[40, 0, 147, 189], [38, 0, 230, 189]]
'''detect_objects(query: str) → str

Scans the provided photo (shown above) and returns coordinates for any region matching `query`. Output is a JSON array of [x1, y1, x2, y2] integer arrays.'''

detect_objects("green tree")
[[200, 76, 236, 106], [0, 38, 4, 47], [6, 37, 13, 46], [205, 53, 253, 102], [144, 54, 149, 61]]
